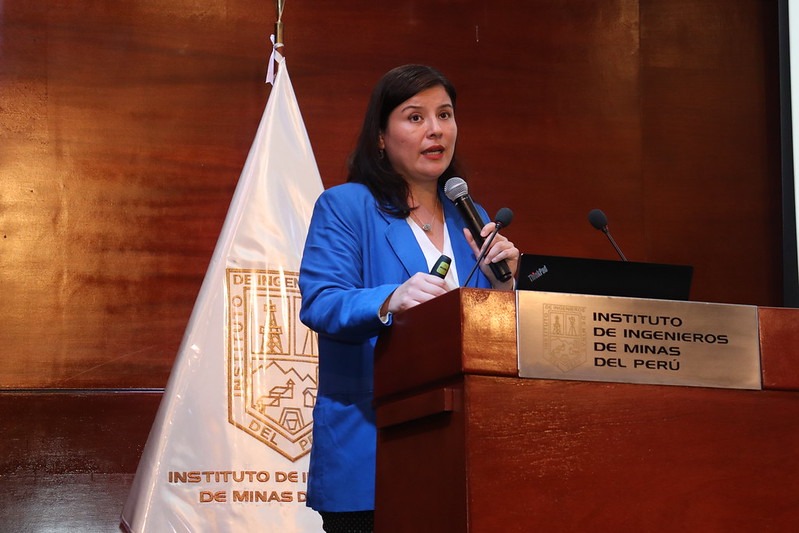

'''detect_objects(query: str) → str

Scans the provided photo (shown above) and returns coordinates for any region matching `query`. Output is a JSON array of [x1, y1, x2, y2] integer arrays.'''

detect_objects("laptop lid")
[[516, 253, 693, 301]]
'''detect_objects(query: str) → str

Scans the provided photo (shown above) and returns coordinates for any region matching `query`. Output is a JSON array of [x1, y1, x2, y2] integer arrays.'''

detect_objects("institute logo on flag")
[[226, 267, 317, 462], [121, 53, 324, 532]]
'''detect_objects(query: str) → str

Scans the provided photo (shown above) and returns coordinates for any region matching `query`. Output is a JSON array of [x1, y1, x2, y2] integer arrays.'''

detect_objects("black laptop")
[[516, 254, 693, 301]]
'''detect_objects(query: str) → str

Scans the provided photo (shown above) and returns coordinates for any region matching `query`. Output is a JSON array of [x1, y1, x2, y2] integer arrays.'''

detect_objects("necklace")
[[410, 202, 440, 232]]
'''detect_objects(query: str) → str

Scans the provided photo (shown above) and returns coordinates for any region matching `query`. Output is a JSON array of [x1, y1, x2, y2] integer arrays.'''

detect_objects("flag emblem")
[[227, 268, 318, 461]]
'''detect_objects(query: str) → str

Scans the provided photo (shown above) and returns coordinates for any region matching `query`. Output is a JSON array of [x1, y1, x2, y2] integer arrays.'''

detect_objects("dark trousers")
[[318, 510, 374, 533]]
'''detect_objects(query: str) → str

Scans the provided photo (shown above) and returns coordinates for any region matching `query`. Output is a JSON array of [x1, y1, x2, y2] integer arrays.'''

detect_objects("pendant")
[[421, 223, 432, 232]]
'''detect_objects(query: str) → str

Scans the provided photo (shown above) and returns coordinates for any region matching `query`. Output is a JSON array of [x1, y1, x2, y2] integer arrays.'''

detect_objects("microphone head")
[[494, 207, 514, 228], [588, 208, 608, 231], [444, 177, 468, 201]]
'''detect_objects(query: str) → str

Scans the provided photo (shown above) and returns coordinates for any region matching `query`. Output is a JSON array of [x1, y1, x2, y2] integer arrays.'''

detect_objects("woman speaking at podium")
[[299, 64, 518, 532]]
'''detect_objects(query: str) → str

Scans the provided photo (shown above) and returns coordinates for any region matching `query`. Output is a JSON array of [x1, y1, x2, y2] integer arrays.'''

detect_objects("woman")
[[299, 64, 519, 532]]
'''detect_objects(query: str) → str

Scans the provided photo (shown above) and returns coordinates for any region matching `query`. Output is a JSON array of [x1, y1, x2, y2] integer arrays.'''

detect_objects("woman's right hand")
[[383, 272, 449, 315]]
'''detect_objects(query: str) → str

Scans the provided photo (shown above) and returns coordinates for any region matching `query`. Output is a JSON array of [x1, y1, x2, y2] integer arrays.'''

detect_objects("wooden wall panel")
[[0, 0, 782, 388], [640, 0, 782, 305], [1, 2, 272, 388], [289, 1, 644, 261], [0, 391, 162, 531]]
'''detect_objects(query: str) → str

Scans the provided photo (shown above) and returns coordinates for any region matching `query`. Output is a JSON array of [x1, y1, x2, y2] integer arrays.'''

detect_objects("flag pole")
[[266, 0, 286, 85], [275, 0, 285, 45]]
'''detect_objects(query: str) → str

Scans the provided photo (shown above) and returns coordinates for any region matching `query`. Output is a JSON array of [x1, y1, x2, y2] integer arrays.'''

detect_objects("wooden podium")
[[373, 289, 799, 532]]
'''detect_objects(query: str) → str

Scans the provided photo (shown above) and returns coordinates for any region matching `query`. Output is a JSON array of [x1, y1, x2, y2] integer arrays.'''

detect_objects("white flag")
[[122, 56, 323, 532]]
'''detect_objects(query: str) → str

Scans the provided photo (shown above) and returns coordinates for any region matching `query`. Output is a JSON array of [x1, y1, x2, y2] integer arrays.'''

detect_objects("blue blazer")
[[299, 182, 492, 512]]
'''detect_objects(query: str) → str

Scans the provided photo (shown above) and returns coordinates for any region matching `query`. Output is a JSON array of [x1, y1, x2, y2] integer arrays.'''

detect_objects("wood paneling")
[[1, 2, 272, 388], [0, 0, 782, 388], [460, 376, 799, 532], [0, 391, 162, 531], [640, 0, 782, 305]]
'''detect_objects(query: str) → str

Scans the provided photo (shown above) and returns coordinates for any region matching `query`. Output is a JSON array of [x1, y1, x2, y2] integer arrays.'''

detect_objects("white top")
[[406, 217, 460, 290]]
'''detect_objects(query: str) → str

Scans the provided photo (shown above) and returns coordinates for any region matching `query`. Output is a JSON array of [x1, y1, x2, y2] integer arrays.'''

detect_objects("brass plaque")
[[517, 291, 761, 390]]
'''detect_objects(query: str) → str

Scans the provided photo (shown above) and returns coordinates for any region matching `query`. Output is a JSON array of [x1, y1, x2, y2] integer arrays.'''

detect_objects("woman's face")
[[379, 85, 457, 187]]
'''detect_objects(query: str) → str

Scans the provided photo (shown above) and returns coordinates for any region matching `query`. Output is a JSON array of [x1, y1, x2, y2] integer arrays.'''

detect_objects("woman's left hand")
[[463, 224, 519, 290]]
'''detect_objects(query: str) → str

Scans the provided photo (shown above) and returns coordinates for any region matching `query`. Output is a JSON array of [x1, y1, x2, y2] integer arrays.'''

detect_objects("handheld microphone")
[[462, 208, 514, 287], [588, 208, 628, 261], [430, 254, 452, 279], [444, 177, 513, 283]]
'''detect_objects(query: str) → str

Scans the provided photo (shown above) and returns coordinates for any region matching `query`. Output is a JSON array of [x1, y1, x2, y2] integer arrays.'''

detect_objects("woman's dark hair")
[[347, 64, 462, 217]]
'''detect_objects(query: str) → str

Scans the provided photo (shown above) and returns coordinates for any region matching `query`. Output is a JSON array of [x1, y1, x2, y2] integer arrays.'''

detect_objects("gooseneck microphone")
[[444, 177, 513, 283], [462, 208, 514, 287], [493, 207, 515, 231], [588, 208, 628, 261]]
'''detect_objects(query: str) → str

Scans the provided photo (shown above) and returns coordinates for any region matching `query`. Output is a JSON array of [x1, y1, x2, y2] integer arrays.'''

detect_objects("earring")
[[378, 149, 385, 159]]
